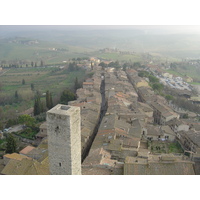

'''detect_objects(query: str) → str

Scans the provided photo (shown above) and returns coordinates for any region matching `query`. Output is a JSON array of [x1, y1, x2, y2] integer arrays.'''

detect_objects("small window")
[[55, 126, 59, 132], [59, 163, 61, 167]]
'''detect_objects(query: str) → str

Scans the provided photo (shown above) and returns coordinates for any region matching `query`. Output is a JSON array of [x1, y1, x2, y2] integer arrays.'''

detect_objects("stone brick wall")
[[47, 104, 81, 175]]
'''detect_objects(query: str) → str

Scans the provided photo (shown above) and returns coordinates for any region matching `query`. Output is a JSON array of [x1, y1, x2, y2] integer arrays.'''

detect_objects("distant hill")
[[1, 26, 200, 61]]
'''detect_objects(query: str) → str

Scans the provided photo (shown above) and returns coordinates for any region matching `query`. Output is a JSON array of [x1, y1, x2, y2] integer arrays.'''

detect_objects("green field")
[[0, 38, 93, 65], [1, 67, 85, 94], [190, 82, 200, 85], [0, 66, 87, 122], [165, 69, 183, 77], [166, 65, 200, 82], [94, 51, 142, 62]]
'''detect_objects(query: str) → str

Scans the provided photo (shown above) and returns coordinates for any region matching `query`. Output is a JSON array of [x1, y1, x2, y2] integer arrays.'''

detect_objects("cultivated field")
[[0, 66, 87, 119]]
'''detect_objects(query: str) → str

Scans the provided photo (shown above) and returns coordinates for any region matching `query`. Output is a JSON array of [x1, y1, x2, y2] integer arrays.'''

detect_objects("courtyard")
[[148, 141, 184, 154]]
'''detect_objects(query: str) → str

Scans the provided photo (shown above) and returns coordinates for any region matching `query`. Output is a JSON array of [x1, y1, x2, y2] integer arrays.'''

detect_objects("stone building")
[[124, 155, 195, 175], [35, 122, 47, 141], [151, 102, 179, 125], [47, 104, 81, 175]]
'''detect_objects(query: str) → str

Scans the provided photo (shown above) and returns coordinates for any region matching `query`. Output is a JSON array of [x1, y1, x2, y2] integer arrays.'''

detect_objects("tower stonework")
[[47, 104, 81, 175]]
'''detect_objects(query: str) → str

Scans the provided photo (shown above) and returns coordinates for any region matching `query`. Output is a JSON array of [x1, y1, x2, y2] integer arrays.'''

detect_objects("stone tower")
[[47, 104, 81, 175]]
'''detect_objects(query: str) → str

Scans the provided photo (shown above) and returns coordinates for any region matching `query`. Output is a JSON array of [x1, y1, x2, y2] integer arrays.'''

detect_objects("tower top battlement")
[[47, 104, 80, 116]]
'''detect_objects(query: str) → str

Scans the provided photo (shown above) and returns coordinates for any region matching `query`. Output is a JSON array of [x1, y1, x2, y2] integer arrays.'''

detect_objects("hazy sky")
[[1, 25, 200, 35]]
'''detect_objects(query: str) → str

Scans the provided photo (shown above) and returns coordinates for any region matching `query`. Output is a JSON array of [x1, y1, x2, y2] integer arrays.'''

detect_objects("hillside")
[[1, 28, 200, 64]]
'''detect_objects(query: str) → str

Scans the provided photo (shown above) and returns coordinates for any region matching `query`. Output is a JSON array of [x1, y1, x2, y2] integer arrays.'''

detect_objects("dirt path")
[[0, 69, 10, 77]]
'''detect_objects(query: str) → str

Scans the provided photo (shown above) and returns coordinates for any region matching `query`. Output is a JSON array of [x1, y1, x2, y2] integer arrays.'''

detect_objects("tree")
[[36, 90, 41, 97], [152, 83, 164, 92], [68, 62, 78, 72], [148, 75, 159, 83], [5, 134, 17, 153], [0, 82, 3, 91], [14, 91, 18, 99], [14, 91, 20, 103], [60, 89, 76, 105], [0, 121, 3, 130], [46, 90, 50, 109], [40, 100, 45, 113], [18, 114, 36, 127], [5, 118, 19, 128], [0, 107, 3, 119], [46, 90, 53, 110], [99, 62, 107, 69], [91, 61, 94, 70], [182, 113, 189, 119], [108, 61, 120, 69], [34, 96, 42, 116], [138, 71, 150, 78], [22, 79, 25, 85], [165, 95, 173, 101], [40, 60, 44, 67], [133, 62, 141, 68], [31, 83, 34, 91], [49, 92, 53, 109], [74, 77, 81, 92], [31, 61, 34, 67]]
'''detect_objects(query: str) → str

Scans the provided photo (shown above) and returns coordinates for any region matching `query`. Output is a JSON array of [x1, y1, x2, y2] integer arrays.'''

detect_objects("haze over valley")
[[1, 25, 200, 176], [1, 25, 200, 62]]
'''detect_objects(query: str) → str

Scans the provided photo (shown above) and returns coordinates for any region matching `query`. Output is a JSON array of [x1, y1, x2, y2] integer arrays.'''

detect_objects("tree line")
[[33, 77, 81, 116], [1, 73, 83, 129], [138, 70, 164, 93], [1, 60, 45, 69]]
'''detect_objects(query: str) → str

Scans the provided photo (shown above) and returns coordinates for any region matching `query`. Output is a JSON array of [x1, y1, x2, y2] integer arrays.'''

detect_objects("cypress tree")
[[40, 100, 45, 113], [15, 91, 18, 99], [49, 92, 53, 109], [46, 90, 50, 109], [22, 79, 25, 85], [34, 96, 41, 116], [6, 134, 17, 153], [31, 83, 34, 91], [74, 77, 79, 91], [46, 90, 53, 110], [34, 98, 38, 116], [91, 61, 93, 70]]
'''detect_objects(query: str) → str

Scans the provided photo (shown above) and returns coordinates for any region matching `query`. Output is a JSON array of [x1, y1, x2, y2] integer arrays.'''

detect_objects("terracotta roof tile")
[[19, 146, 36, 155]]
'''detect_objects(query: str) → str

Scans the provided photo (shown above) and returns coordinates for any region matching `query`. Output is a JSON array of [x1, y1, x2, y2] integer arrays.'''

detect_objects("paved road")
[[7, 125, 24, 133]]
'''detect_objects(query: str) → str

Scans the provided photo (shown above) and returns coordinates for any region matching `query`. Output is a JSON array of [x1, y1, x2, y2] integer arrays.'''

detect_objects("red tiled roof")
[[19, 146, 36, 155]]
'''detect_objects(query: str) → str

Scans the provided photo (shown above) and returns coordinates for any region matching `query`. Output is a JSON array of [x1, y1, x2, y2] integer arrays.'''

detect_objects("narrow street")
[[81, 73, 107, 162]]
